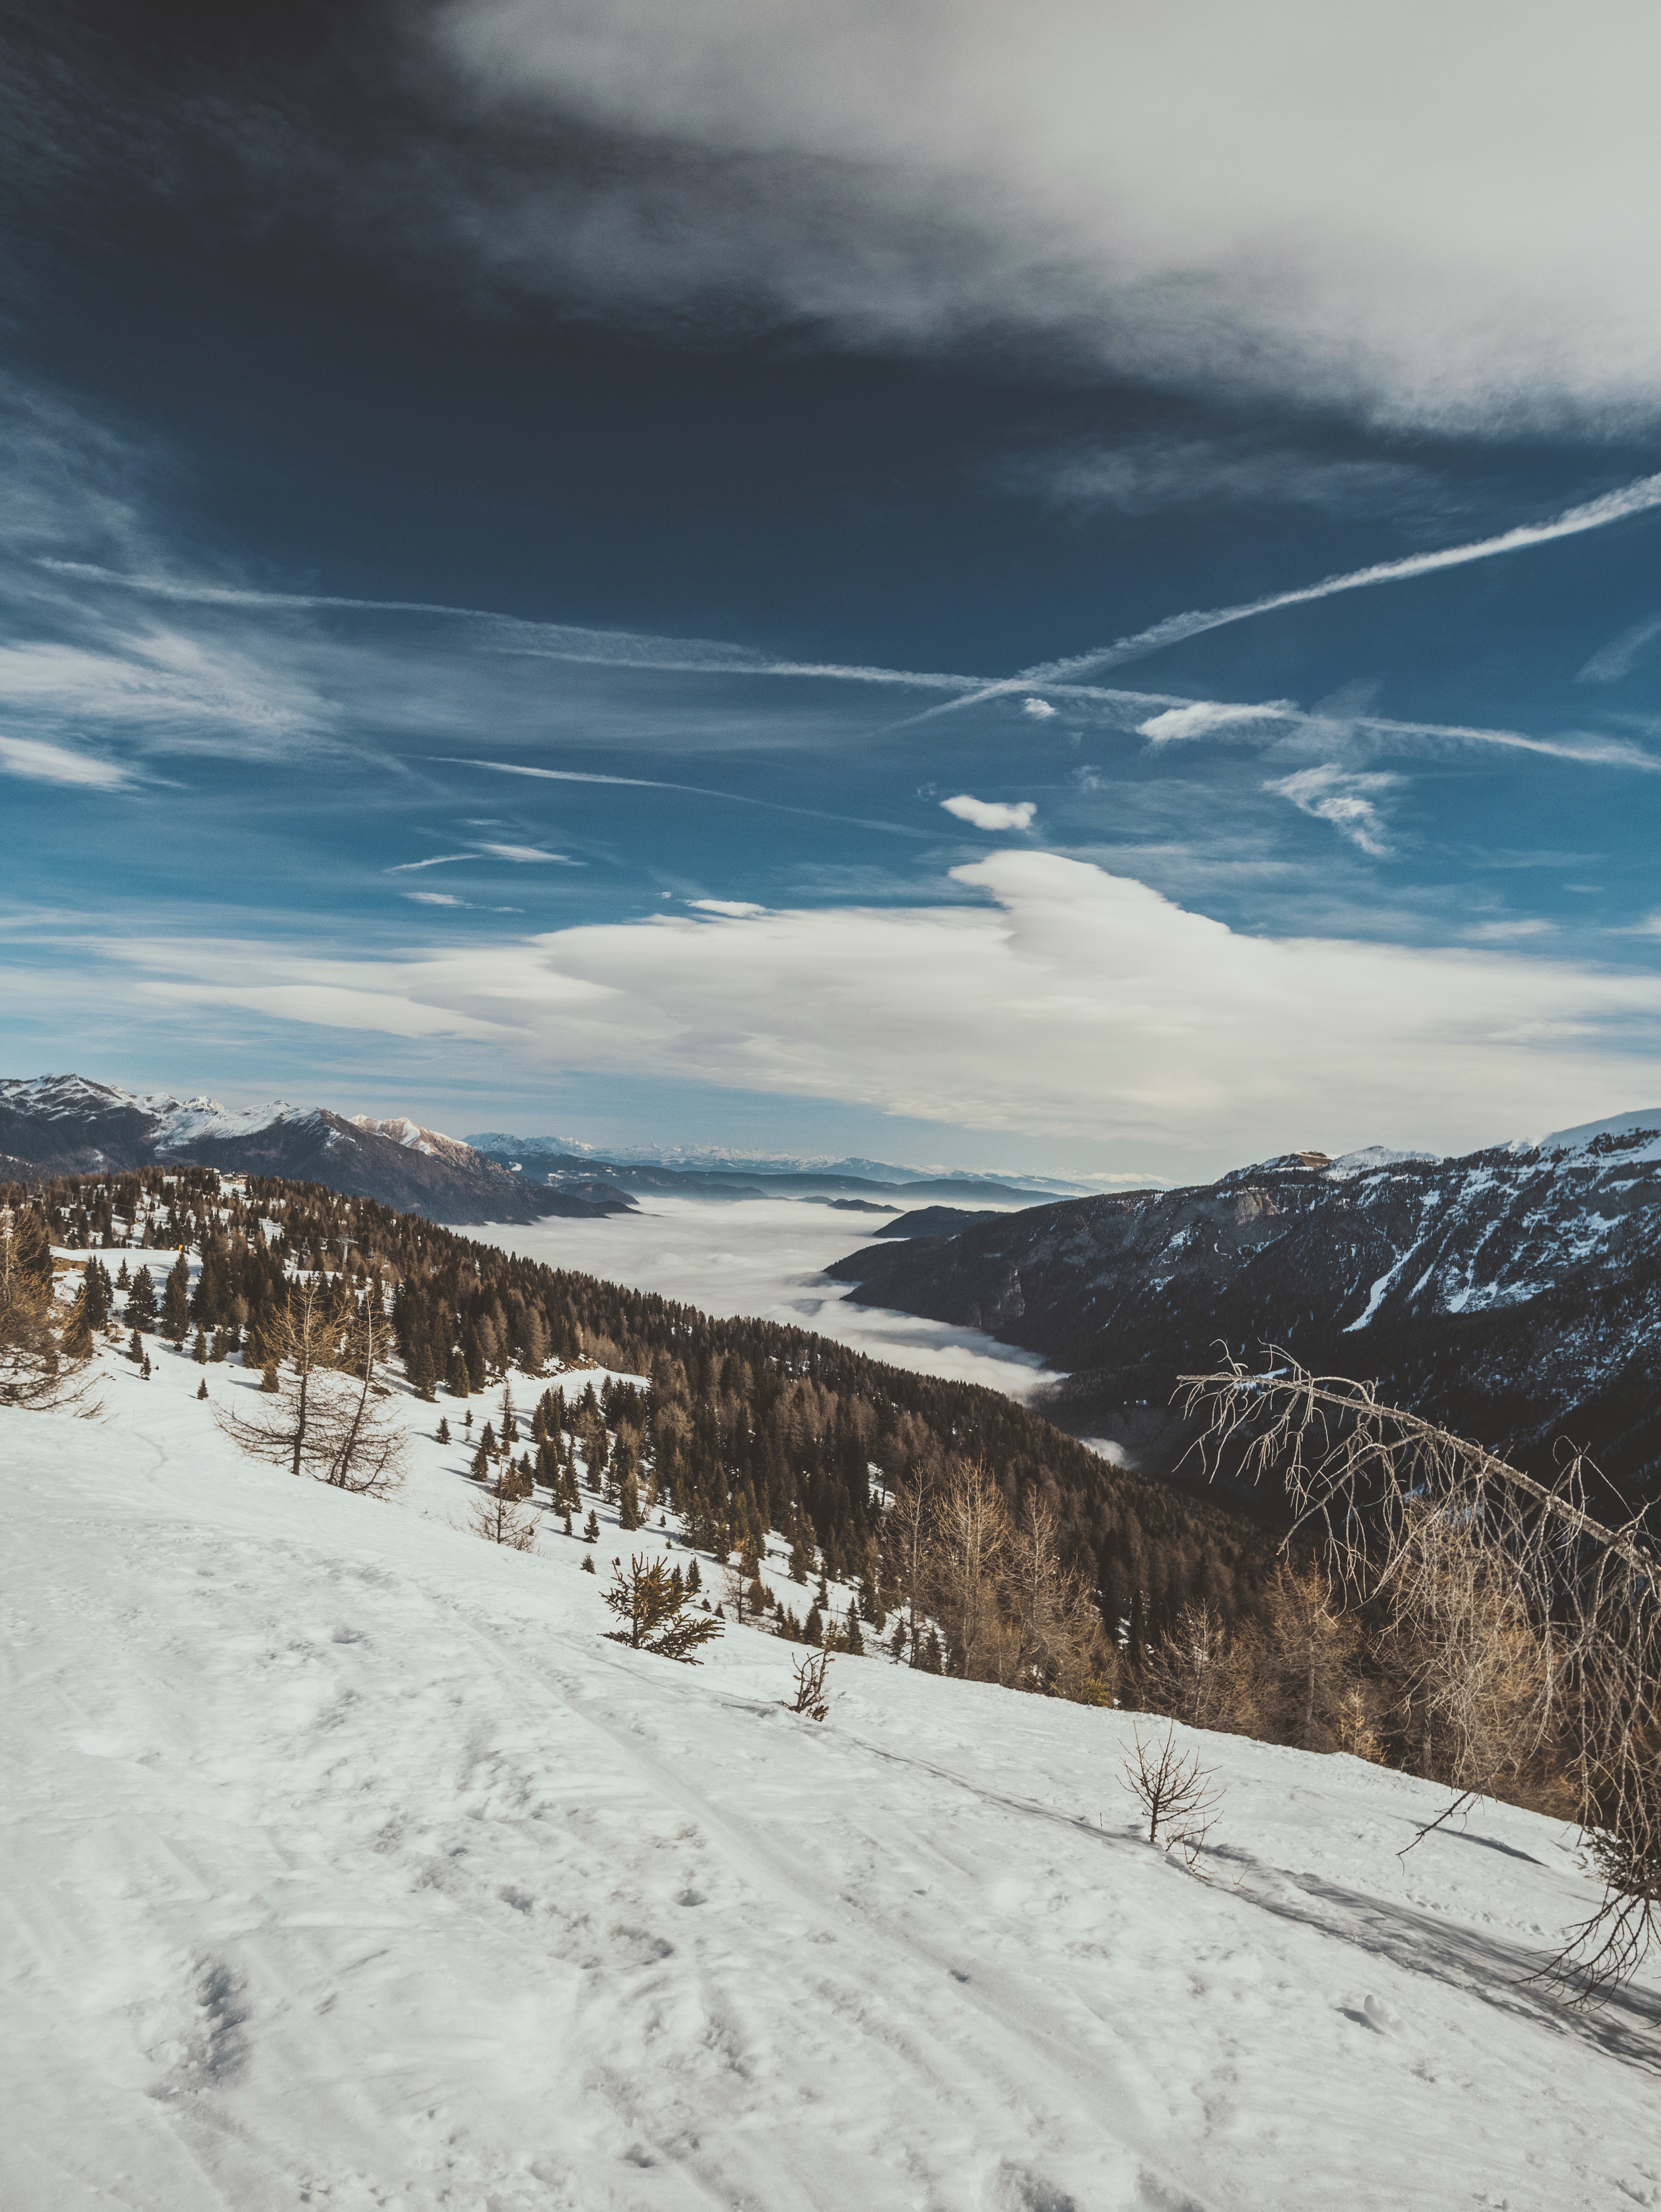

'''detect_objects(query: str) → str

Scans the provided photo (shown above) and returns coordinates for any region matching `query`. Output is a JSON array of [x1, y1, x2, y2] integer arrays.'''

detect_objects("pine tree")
[[192, 1328, 209, 1365], [844, 1602, 864, 1656], [804, 1604, 823, 1647], [161, 1252, 190, 1343], [448, 1350, 470, 1399], [437, 1416, 451, 1444], [583, 1508, 601, 1543], [581, 1553, 596, 1573], [472, 1443, 490, 1481], [408, 1342, 437, 1401], [686, 1557, 702, 1595], [196, 1378, 209, 1401], [261, 1360, 279, 1393], [127, 1327, 144, 1364], [115, 1258, 131, 1290], [124, 1265, 157, 1331], [60, 1284, 95, 1362]]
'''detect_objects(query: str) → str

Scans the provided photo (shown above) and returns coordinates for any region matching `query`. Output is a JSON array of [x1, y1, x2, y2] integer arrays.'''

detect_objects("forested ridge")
[[8, 1164, 1274, 1643]]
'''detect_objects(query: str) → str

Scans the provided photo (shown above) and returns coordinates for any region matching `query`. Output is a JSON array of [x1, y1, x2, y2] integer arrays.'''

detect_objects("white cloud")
[[1022, 697, 1056, 720], [1138, 701, 1296, 744], [1266, 764, 1398, 856], [404, 891, 465, 906], [100, 852, 1661, 1166], [387, 854, 475, 872], [440, 0, 1661, 426], [0, 734, 130, 788], [1577, 611, 1661, 685], [942, 794, 1036, 831], [1022, 437, 1443, 518], [475, 842, 579, 864], [690, 899, 765, 917]]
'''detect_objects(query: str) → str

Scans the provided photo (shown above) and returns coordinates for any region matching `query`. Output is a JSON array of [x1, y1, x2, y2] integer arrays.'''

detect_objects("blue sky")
[[6, 2, 1661, 1182]]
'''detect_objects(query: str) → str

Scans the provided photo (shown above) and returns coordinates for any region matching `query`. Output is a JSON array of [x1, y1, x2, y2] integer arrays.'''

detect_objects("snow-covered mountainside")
[[0, 1076, 628, 1224], [832, 1116, 1661, 1509], [7, 1288, 1659, 2209]]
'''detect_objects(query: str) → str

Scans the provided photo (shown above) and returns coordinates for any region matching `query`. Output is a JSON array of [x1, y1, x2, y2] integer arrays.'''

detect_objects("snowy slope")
[[4, 1330, 1660, 2209]]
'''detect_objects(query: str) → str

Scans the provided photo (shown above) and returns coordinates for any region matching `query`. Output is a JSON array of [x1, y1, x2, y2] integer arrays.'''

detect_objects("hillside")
[[5, 1356, 1658, 2210], [830, 1113, 1661, 1511]]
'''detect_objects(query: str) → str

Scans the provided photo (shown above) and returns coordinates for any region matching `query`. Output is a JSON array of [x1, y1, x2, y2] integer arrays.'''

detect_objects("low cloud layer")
[[98, 851, 1661, 1168]]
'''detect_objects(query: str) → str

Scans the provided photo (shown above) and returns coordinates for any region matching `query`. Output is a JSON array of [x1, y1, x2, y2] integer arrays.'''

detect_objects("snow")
[[5, 1314, 1661, 2209], [1520, 1109, 1661, 1164]]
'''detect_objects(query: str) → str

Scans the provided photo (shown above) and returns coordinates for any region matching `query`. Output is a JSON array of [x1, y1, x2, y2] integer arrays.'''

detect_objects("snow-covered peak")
[[350, 1115, 481, 1169], [1522, 1108, 1661, 1166], [1323, 1144, 1439, 1179]]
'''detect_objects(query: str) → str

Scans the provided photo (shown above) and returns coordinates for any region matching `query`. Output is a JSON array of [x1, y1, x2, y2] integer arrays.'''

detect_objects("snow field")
[[4, 1287, 1661, 2208]]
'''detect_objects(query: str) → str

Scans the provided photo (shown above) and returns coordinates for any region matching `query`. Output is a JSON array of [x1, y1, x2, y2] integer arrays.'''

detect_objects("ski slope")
[[4, 1343, 1660, 2211]]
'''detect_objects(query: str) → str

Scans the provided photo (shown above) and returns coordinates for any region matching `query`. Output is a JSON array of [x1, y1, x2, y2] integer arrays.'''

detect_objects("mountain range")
[[0, 1076, 1055, 1224], [0, 1076, 613, 1224], [830, 1113, 1661, 1513]]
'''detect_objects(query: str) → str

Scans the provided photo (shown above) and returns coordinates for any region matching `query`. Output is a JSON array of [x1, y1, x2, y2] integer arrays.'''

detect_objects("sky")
[[6, 1, 1661, 1184]]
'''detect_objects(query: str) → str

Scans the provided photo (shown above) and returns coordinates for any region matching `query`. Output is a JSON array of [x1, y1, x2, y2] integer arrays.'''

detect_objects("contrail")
[[425, 756, 935, 840], [908, 469, 1661, 724]]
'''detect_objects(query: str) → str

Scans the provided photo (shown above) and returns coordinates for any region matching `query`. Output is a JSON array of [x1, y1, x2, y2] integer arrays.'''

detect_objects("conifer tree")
[[124, 1265, 157, 1331], [437, 1416, 451, 1444], [844, 1602, 864, 1656], [127, 1328, 144, 1364], [60, 1283, 95, 1362], [161, 1252, 191, 1343], [583, 1507, 601, 1543], [804, 1603, 823, 1647], [192, 1328, 208, 1365], [448, 1350, 470, 1398], [115, 1258, 131, 1290], [196, 1378, 209, 1401]]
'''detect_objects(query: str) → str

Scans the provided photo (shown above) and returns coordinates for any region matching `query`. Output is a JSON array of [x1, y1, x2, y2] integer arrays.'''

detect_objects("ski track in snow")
[[4, 1340, 1661, 2211]]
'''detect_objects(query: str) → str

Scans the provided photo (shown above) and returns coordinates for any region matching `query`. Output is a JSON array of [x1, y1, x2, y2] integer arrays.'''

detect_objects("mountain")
[[0, 1075, 630, 1224], [829, 1111, 1661, 1511], [467, 1130, 1089, 1190], [470, 1135, 1053, 1206]]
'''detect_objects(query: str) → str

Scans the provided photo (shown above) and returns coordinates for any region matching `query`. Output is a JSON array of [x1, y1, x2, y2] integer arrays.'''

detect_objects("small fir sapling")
[[192, 1328, 208, 1364], [581, 1553, 596, 1573], [436, 1416, 451, 1444], [583, 1508, 601, 1543], [196, 1379, 208, 1400]]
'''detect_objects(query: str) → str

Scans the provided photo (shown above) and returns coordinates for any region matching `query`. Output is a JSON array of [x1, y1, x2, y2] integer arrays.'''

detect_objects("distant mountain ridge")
[[468, 1134, 1058, 1207], [467, 1130, 1083, 1193], [829, 1111, 1661, 1512], [0, 1076, 624, 1224]]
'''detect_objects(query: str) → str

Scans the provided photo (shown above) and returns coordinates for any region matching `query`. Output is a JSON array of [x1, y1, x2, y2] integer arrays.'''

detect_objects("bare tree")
[[785, 1647, 834, 1720], [1006, 1491, 1110, 1698], [931, 1460, 1017, 1682], [216, 1275, 404, 1497], [1121, 1722, 1222, 1865], [1182, 1351, 1661, 2000], [1144, 1601, 1259, 1735], [469, 1455, 537, 1550], [885, 1464, 936, 1667]]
